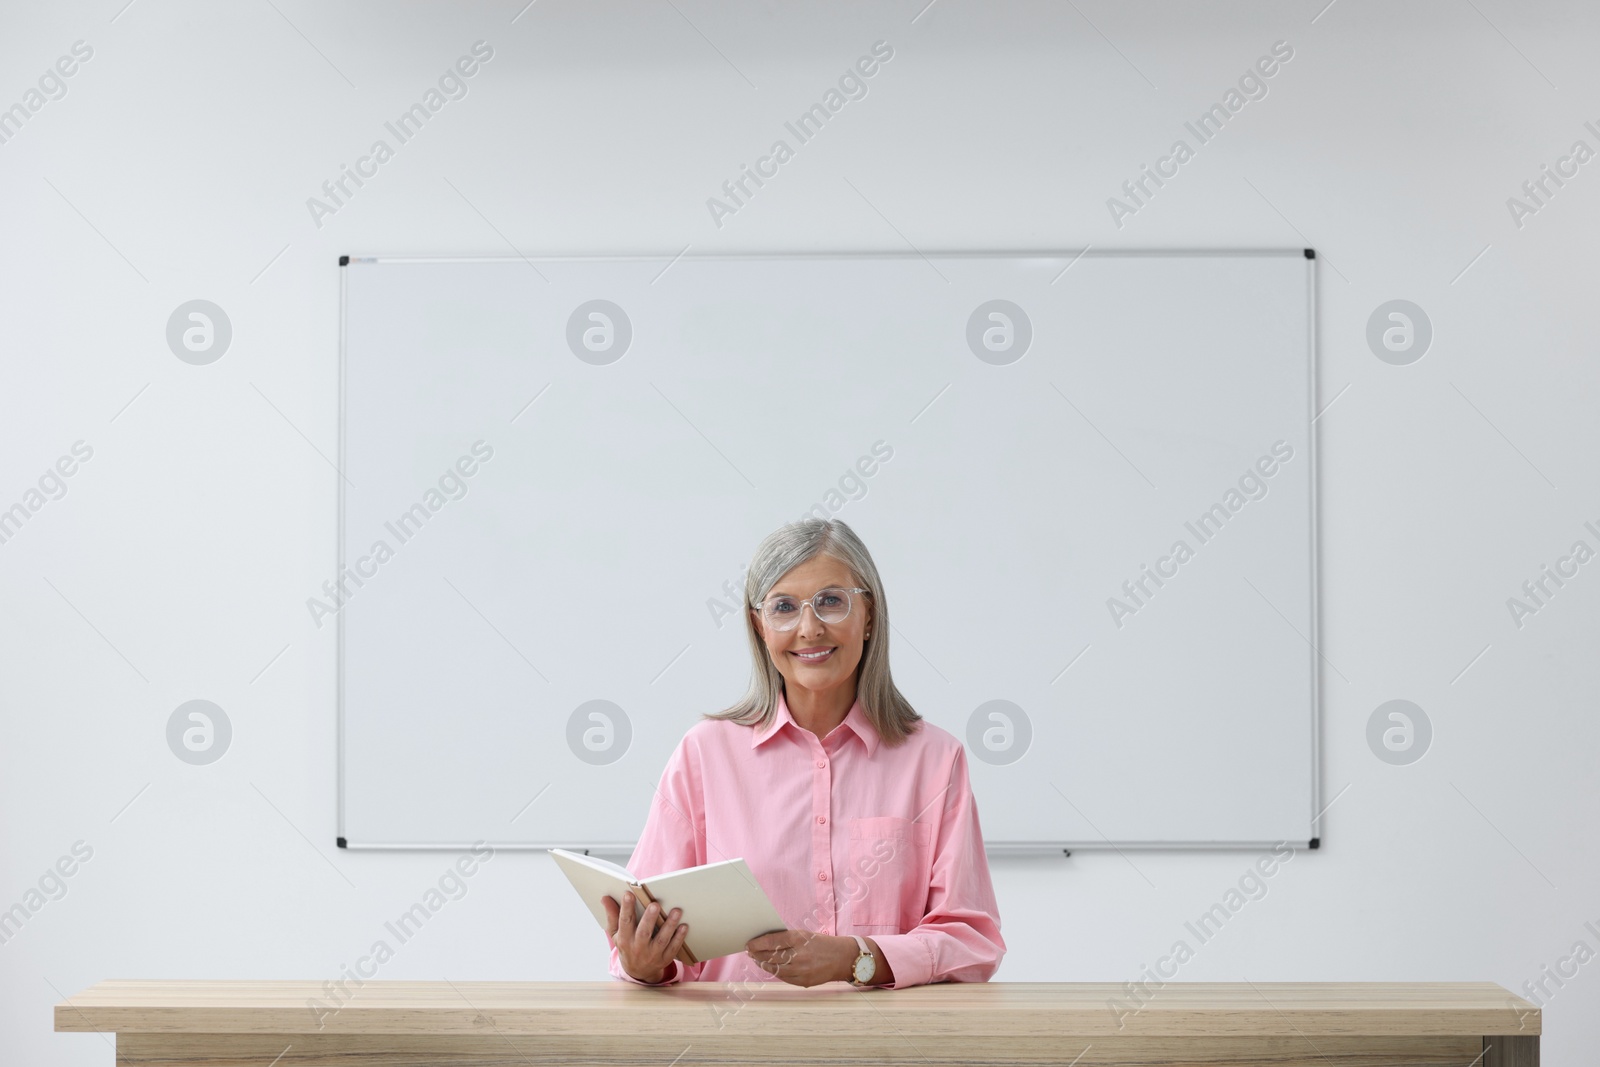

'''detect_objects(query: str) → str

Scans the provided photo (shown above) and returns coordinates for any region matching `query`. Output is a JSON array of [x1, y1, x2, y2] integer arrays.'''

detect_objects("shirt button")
[[818, 871, 828, 881], [816, 760, 826, 768], [816, 815, 826, 824]]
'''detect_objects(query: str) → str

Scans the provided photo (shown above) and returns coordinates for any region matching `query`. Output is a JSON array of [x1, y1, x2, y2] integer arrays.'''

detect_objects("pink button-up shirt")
[[606, 690, 1005, 988]]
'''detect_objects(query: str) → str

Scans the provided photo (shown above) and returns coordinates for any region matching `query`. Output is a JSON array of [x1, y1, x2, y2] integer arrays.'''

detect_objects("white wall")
[[3, 1, 1597, 1063]]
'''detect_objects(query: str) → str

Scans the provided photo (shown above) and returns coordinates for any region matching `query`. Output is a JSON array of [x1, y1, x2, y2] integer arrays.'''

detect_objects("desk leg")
[[1483, 1034, 1539, 1067]]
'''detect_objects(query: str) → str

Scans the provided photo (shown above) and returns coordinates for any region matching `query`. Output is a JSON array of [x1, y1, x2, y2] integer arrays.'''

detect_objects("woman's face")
[[750, 555, 873, 701]]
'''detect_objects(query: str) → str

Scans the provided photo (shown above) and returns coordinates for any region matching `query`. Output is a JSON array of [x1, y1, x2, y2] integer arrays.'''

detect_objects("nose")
[[795, 600, 826, 637]]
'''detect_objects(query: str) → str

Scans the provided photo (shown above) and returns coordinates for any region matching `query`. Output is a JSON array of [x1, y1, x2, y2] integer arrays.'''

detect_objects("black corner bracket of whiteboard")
[[1309, 837, 1320, 849], [336, 837, 348, 849], [1303, 248, 1315, 259], [338, 255, 350, 266]]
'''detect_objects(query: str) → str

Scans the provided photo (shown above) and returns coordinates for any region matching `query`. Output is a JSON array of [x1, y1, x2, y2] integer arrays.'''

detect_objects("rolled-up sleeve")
[[607, 740, 707, 986], [869, 746, 1005, 988]]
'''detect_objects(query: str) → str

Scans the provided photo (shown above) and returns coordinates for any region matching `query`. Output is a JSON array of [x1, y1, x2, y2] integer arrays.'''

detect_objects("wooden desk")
[[55, 980, 1539, 1066]]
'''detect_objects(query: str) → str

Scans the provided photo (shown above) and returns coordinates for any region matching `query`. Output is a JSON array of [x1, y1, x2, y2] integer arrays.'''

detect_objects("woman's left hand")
[[745, 931, 857, 987]]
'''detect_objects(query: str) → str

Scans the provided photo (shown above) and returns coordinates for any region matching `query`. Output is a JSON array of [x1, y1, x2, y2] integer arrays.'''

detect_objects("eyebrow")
[[766, 585, 844, 598]]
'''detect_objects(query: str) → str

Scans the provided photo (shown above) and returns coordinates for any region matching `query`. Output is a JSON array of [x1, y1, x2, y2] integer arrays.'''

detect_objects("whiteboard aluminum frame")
[[334, 248, 1322, 856]]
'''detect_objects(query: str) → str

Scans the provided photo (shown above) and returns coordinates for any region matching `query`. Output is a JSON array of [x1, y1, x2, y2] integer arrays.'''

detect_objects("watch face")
[[854, 955, 874, 983]]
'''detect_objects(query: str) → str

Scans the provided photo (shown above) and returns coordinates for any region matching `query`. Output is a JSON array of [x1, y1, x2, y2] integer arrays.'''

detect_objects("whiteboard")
[[335, 251, 1319, 853]]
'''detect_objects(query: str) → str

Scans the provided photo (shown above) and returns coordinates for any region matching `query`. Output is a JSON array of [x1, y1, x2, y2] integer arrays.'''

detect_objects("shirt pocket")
[[843, 816, 935, 928]]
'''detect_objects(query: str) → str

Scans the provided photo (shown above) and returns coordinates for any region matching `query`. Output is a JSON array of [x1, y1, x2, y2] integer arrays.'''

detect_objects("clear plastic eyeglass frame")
[[751, 586, 870, 631]]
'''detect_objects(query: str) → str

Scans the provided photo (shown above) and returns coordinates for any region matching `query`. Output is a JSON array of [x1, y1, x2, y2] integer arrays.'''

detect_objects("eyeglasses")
[[752, 586, 869, 631]]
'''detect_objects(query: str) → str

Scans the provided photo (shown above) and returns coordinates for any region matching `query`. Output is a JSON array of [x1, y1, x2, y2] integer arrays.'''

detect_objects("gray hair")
[[705, 517, 922, 747]]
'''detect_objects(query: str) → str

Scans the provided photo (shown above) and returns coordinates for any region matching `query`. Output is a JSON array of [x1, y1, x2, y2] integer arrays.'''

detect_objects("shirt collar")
[[751, 689, 880, 757]]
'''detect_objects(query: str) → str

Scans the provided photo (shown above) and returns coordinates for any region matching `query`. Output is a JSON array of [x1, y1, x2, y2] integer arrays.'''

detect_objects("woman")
[[603, 518, 1005, 988]]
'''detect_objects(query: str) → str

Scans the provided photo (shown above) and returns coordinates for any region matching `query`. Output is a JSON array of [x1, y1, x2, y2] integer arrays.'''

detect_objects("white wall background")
[[2, 0, 1596, 1063]]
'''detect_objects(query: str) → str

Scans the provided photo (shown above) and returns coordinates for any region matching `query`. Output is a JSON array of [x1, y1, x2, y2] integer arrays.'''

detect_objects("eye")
[[770, 598, 797, 613], [819, 593, 845, 607]]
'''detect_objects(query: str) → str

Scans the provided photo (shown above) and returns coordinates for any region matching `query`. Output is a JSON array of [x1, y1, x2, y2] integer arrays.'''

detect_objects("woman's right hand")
[[603, 890, 689, 984]]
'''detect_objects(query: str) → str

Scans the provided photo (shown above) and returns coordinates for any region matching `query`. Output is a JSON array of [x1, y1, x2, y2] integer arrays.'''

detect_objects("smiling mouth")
[[790, 647, 836, 663]]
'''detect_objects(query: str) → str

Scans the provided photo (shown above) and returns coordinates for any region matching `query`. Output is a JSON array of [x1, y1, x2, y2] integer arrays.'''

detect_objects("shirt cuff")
[[610, 939, 684, 986], [618, 958, 683, 986], [867, 933, 934, 989]]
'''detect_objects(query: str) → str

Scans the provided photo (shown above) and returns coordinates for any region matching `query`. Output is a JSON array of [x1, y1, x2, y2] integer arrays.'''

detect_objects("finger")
[[669, 919, 690, 960], [650, 908, 683, 952], [617, 893, 635, 937], [759, 941, 790, 964], [748, 932, 793, 953], [633, 902, 662, 950], [601, 896, 619, 937], [626, 897, 658, 954], [613, 896, 641, 968]]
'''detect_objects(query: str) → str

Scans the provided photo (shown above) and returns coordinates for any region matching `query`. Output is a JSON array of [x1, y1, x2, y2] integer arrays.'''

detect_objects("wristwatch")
[[849, 935, 876, 987]]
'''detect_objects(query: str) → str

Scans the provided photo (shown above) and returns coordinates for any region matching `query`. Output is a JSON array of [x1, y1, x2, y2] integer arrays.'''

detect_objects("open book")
[[550, 848, 788, 965]]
